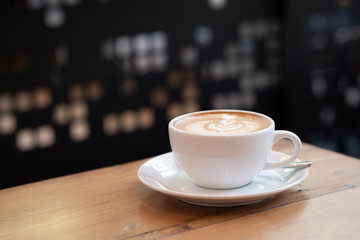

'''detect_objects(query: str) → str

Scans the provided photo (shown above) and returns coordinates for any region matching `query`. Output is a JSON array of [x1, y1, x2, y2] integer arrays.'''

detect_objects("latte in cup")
[[173, 111, 270, 135], [169, 110, 302, 189]]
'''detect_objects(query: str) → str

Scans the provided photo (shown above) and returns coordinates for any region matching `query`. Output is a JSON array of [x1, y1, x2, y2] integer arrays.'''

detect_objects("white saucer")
[[138, 151, 309, 207]]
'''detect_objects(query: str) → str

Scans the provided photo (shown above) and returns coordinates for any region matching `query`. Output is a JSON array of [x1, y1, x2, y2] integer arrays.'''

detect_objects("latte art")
[[174, 112, 270, 135]]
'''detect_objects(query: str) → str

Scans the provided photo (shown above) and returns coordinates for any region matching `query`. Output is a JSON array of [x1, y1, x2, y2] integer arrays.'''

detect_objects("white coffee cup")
[[168, 109, 302, 189]]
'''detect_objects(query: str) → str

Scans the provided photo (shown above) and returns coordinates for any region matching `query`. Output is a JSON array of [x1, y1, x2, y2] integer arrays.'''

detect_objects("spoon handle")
[[282, 161, 312, 169]]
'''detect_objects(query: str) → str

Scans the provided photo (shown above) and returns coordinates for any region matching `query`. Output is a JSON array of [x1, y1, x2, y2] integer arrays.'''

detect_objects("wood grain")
[[1, 142, 360, 240]]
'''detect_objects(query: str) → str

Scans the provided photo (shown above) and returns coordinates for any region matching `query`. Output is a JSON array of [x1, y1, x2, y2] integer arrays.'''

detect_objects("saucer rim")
[[138, 151, 309, 201]]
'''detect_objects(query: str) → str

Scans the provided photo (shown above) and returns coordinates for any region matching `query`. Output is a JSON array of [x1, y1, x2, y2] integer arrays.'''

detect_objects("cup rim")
[[169, 109, 275, 137]]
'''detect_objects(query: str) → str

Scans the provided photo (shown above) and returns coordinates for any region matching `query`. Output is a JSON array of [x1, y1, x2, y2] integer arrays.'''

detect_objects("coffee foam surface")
[[174, 112, 270, 135]]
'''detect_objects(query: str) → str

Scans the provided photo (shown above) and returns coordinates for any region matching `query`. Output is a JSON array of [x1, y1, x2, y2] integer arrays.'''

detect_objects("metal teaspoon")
[[283, 161, 312, 169]]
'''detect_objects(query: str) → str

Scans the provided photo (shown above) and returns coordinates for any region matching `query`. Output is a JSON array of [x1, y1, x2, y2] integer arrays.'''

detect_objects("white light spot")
[[70, 120, 90, 141], [119, 110, 138, 133], [133, 34, 150, 54], [15, 91, 32, 112], [333, 27, 352, 44], [208, 0, 227, 10], [36, 125, 56, 148], [180, 46, 198, 67], [16, 129, 36, 152], [194, 26, 213, 46], [44, 7, 65, 28], [103, 113, 119, 136], [150, 31, 168, 51], [138, 107, 155, 130], [115, 36, 132, 59], [0, 113, 17, 135], [53, 103, 71, 125], [345, 87, 360, 108], [33, 87, 52, 109], [71, 100, 88, 120]]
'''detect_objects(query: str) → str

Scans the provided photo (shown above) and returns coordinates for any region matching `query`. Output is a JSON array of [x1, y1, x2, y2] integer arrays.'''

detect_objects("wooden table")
[[1, 142, 360, 240]]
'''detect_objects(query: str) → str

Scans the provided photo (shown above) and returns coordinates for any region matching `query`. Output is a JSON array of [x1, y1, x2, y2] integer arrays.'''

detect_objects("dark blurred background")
[[1, 0, 359, 189]]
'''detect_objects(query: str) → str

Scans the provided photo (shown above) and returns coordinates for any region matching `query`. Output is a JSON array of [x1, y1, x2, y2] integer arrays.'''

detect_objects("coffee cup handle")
[[263, 130, 302, 170]]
